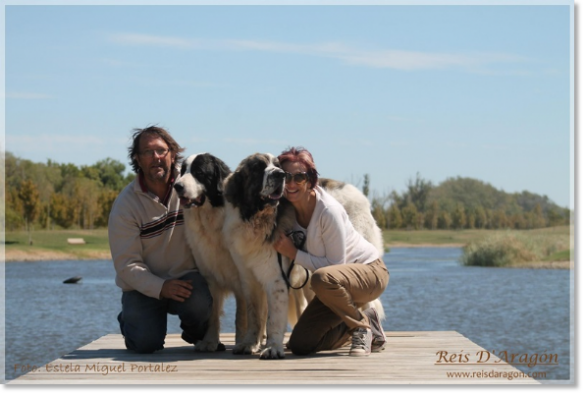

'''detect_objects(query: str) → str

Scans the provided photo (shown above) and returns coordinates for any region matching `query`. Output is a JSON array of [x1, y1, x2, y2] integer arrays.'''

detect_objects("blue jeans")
[[117, 271, 213, 353]]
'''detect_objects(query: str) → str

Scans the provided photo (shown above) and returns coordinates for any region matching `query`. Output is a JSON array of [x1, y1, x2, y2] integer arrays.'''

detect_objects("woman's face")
[[282, 161, 311, 203]]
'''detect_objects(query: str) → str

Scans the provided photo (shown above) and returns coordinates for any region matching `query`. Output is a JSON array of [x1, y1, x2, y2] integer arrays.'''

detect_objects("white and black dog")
[[173, 153, 245, 352]]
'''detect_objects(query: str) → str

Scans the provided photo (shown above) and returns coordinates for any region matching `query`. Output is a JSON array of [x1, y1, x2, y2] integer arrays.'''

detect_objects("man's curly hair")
[[128, 125, 185, 174]]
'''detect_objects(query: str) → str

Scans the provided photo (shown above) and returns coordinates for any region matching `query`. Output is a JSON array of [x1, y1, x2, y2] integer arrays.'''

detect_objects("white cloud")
[[108, 33, 529, 72], [108, 33, 196, 49]]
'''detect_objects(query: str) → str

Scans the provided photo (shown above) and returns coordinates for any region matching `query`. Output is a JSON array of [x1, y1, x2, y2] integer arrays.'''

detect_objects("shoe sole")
[[349, 352, 371, 357]]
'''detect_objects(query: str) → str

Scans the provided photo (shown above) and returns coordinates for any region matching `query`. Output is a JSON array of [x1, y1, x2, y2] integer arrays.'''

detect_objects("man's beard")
[[146, 164, 169, 182]]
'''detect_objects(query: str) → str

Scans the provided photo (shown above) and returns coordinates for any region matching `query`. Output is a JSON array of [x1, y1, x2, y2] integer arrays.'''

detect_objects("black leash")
[[278, 253, 310, 290], [277, 231, 310, 290]]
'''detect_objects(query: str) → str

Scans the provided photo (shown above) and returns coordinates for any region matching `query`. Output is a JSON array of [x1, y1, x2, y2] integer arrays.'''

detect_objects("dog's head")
[[174, 153, 232, 208], [224, 153, 286, 221]]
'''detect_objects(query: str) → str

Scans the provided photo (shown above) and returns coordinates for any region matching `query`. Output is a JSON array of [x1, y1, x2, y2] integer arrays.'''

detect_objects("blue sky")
[[2, 1, 574, 209]]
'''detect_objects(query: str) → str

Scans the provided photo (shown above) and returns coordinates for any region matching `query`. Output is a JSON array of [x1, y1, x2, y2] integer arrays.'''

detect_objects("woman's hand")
[[273, 232, 298, 261]]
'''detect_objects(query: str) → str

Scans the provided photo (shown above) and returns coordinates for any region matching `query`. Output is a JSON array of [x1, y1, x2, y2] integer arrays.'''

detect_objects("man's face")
[[136, 133, 176, 183]]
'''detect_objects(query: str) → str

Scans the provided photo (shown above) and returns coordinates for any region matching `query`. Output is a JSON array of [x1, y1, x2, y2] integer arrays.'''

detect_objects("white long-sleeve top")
[[293, 186, 379, 272], [108, 170, 196, 299]]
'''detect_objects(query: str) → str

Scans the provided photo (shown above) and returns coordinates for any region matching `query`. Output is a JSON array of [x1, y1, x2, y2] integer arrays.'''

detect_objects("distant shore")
[[3, 245, 572, 270], [3, 249, 112, 262]]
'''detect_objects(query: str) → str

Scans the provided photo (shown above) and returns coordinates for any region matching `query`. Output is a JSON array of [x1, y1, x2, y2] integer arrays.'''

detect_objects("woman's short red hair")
[[278, 147, 320, 189]]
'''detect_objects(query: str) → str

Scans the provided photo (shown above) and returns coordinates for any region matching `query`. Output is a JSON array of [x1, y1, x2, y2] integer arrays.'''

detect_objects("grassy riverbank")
[[2, 229, 112, 261], [2, 226, 573, 268], [459, 226, 573, 269], [385, 226, 572, 269]]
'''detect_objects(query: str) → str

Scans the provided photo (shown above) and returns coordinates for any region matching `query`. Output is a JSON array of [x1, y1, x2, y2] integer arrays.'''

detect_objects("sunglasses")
[[285, 172, 309, 184], [286, 230, 307, 249]]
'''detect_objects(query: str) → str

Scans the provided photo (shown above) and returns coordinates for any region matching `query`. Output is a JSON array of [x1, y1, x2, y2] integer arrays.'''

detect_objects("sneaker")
[[371, 335, 387, 353], [349, 327, 372, 357], [364, 307, 387, 352]]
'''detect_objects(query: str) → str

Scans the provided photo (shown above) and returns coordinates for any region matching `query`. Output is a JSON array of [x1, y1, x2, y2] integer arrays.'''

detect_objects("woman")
[[273, 147, 389, 357]]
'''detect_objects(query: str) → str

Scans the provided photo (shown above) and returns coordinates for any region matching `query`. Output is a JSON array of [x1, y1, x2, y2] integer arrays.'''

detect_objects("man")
[[109, 125, 212, 353]]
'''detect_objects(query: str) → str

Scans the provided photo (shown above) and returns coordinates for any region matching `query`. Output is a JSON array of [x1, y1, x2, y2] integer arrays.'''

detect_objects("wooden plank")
[[8, 332, 540, 385]]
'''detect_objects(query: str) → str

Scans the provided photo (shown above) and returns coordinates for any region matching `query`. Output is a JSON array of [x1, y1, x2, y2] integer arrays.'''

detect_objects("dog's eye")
[[180, 162, 187, 175]]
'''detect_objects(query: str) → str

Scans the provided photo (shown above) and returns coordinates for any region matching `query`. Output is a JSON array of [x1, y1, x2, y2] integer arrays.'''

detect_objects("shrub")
[[461, 231, 570, 267]]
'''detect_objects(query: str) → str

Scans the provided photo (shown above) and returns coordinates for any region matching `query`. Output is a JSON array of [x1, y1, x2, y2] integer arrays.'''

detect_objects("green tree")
[[510, 213, 527, 229], [371, 194, 388, 229], [437, 211, 452, 229], [492, 210, 509, 229], [387, 204, 403, 229], [5, 185, 24, 230], [424, 200, 439, 230], [408, 173, 432, 213], [17, 180, 40, 244], [95, 189, 120, 227], [401, 202, 418, 229], [451, 204, 466, 229], [362, 173, 370, 199], [474, 206, 488, 229], [51, 192, 76, 229], [72, 178, 101, 229], [83, 158, 127, 191], [415, 212, 425, 230], [465, 207, 476, 229], [530, 204, 546, 229]]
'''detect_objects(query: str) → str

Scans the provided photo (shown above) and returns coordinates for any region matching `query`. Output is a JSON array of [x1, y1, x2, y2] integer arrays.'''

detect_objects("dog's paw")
[[195, 340, 220, 352], [233, 342, 258, 355], [259, 345, 285, 360]]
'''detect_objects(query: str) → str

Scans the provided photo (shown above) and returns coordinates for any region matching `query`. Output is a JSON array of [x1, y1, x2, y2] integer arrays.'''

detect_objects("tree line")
[[3, 152, 134, 233], [363, 173, 571, 230], [2, 152, 571, 234]]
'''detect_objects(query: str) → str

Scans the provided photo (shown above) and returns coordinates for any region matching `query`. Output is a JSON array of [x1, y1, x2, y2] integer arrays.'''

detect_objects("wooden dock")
[[9, 331, 539, 385]]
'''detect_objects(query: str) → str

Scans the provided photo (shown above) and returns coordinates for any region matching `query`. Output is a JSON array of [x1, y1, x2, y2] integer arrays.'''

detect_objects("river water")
[[3, 247, 573, 382]]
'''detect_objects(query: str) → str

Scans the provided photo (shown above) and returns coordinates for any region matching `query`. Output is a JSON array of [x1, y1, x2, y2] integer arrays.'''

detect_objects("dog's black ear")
[[224, 167, 259, 222], [207, 156, 232, 207], [224, 170, 243, 208], [214, 157, 232, 190]]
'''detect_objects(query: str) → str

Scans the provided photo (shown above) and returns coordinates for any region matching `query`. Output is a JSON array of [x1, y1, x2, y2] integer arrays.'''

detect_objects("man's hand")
[[160, 279, 193, 302]]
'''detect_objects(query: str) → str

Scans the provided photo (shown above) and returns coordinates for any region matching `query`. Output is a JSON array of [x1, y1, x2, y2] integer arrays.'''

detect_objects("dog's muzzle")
[[262, 169, 286, 202], [174, 183, 206, 208]]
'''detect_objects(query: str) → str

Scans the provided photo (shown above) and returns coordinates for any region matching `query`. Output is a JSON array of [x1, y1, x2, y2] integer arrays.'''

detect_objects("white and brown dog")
[[223, 153, 386, 359]]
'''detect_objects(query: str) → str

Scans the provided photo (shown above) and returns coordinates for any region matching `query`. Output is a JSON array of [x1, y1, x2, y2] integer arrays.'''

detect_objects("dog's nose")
[[174, 183, 184, 194], [273, 168, 285, 179]]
